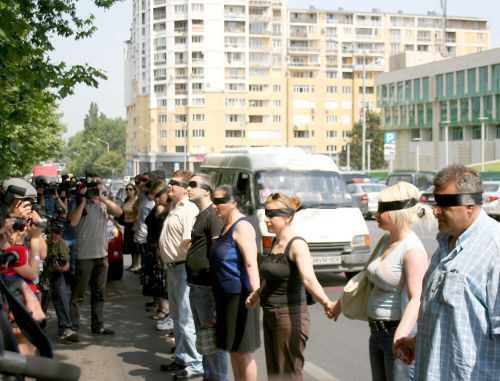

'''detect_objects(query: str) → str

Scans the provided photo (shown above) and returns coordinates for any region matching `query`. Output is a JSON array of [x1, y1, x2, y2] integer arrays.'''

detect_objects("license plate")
[[312, 255, 342, 265]]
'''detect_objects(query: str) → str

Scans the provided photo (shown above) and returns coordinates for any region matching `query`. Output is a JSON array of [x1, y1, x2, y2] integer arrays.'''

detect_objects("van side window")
[[204, 171, 219, 185], [236, 172, 253, 214]]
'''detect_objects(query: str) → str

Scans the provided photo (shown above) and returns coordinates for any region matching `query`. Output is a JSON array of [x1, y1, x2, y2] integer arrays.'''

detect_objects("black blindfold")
[[434, 193, 482, 207], [265, 208, 295, 218], [378, 198, 418, 213], [154, 187, 168, 198], [213, 195, 234, 205]]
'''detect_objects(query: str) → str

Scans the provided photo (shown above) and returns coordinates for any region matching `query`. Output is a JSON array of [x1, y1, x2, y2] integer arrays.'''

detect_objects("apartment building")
[[125, 2, 490, 175], [376, 48, 500, 171]]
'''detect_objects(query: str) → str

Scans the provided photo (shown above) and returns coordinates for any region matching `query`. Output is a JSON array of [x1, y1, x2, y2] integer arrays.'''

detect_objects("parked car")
[[482, 181, 500, 219], [419, 186, 436, 206], [342, 172, 372, 184], [348, 183, 387, 219], [107, 216, 123, 280], [386, 172, 434, 191]]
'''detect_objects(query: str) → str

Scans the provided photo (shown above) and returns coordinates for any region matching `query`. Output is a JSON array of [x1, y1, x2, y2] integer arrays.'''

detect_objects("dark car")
[[419, 186, 435, 206], [386, 172, 434, 191], [107, 216, 123, 280]]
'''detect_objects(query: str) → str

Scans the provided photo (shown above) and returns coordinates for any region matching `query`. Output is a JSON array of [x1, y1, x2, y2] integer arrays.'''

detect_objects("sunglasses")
[[168, 179, 188, 188], [188, 181, 212, 192], [270, 193, 291, 209]]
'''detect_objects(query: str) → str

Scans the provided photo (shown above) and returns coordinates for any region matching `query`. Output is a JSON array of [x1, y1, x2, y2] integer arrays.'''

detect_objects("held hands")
[[393, 336, 417, 365], [322, 300, 337, 319], [245, 290, 260, 309], [326, 299, 342, 321]]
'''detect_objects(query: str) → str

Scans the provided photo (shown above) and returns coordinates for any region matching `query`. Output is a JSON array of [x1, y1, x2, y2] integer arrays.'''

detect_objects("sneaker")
[[60, 329, 79, 342], [156, 316, 174, 331], [173, 370, 204, 380], [92, 327, 115, 335]]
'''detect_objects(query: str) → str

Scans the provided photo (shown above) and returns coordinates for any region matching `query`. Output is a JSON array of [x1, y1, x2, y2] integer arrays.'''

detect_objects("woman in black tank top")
[[246, 192, 336, 381]]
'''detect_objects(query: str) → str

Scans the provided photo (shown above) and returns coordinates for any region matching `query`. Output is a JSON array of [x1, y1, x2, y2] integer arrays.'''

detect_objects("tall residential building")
[[125, 2, 490, 175]]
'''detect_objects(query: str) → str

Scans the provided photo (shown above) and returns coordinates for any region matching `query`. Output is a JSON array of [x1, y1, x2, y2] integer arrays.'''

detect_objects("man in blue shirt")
[[395, 164, 499, 380]]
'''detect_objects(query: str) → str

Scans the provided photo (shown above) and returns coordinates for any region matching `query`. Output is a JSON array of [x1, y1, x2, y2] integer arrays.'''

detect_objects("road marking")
[[304, 361, 342, 381]]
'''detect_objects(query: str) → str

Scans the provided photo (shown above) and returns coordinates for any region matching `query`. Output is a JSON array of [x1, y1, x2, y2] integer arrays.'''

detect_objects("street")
[[47, 219, 438, 381]]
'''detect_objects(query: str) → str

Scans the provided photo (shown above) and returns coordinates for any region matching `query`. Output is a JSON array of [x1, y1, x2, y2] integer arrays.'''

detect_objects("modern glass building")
[[376, 48, 500, 171]]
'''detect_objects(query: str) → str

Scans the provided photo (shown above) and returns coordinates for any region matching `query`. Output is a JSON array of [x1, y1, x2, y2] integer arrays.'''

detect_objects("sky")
[[53, 0, 500, 139]]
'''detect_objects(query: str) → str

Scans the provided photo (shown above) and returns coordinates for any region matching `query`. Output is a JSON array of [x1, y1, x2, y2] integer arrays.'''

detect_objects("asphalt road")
[[46, 218, 439, 381]]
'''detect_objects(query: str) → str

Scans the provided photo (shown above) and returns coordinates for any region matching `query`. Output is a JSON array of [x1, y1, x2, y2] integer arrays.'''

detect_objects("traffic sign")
[[384, 132, 396, 144]]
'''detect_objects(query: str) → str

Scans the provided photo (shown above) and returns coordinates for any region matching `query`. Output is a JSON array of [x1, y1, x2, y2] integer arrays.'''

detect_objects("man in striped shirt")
[[395, 164, 499, 380]]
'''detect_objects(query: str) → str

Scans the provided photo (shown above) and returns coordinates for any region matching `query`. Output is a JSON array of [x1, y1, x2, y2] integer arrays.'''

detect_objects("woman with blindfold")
[[121, 183, 138, 270], [209, 185, 260, 381], [331, 182, 433, 381], [246, 192, 335, 380]]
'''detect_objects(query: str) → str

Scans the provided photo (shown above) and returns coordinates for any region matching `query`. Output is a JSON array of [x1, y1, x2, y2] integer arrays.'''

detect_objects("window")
[[192, 129, 205, 137], [326, 130, 337, 137], [225, 114, 240, 122], [326, 145, 337, 152], [326, 86, 337, 94], [192, 114, 204, 122], [294, 130, 309, 138], [249, 85, 265, 92], [293, 85, 313, 93], [326, 71, 337, 79], [158, 114, 168, 123], [342, 86, 352, 94], [451, 127, 463, 141], [175, 146, 185, 153], [159, 130, 168, 138], [192, 3, 204, 12], [327, 116, 338, 124], [472, 126, 481, 140], [175, 129, 187, 138], [192, 36, 203, 43], [273, 85, 281, 92], [273, 100, 281, 107], [174, 4, 187, 13], [225, 98, 245, 107], [175, 114, 187, 123], [273, 115, 281, 123], [225, 130, 244, 138]]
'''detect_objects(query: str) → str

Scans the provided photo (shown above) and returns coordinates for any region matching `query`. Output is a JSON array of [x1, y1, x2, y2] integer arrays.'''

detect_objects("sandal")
[[160, 362, 185, 372], [151, 310, 169, 320]]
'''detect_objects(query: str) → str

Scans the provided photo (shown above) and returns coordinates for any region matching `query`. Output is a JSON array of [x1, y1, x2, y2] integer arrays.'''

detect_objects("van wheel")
[[345, 271, 359, 280]]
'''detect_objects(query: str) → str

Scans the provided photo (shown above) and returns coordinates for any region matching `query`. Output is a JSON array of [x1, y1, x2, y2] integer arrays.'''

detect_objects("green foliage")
[[339, 110, 387, 171], [0, 0, 119, 178], [65, 103, 125, 177]]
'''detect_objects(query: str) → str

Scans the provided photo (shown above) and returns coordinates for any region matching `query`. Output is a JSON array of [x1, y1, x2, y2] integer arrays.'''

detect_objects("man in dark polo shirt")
[[186, 174, 229, 381]]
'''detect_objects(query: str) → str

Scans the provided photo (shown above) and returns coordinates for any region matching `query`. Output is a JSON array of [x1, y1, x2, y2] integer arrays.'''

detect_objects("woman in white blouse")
[[332, 182, 433, 381]]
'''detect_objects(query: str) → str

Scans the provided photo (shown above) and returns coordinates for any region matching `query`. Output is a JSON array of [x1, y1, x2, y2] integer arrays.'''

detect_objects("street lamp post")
[[478, 117, 488, 172], [361, 52, 366, 173], [413, 138, 422, 173], [442, 120, 451, 165], [366, 139, 372, 174], [96, 138, 110, 153], [184, 123, 189, 170]]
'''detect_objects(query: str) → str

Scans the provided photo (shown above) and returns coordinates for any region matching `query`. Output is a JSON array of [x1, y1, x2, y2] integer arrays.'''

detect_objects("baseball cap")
[[2, 178, 37, 199]]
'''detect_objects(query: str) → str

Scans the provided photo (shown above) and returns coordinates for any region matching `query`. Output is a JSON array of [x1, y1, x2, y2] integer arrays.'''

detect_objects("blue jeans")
[[189, 285, 229, 381], [63, 238, 77, 275], [369, 327, 413, 381], [49, 271, 72, 335], [167, 265, 203, 375]]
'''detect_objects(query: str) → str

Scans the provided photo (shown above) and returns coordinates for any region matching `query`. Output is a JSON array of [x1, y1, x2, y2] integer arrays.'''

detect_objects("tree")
[[0, 0, 119, 177], [339, 110, 386, 171], [65, 103, 125, 177]]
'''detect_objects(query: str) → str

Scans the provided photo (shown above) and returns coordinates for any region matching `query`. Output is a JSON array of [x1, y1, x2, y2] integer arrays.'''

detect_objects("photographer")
[[43, 224, 78, 342], [58, 180, 78, 276], [34, 177, 67, 218], [69, 174, 122, 336]]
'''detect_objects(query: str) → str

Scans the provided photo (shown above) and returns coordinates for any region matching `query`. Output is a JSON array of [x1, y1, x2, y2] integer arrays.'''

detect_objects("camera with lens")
[[85, 181, 101, 199], [12, 217, 28, 231], [44, 182, 58, 196], [48, 253, 67, 267]]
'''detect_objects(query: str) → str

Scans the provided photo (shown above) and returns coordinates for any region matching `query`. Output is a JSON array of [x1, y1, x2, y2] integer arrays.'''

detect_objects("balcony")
[[289, 61, 320, 68], [224, 12, 246, 19], [175, 60, 187, 65], [225, 43, 246, 49], [249, 60, 271, 67], [289, 46, 320, 53], [290, 31, 309, 38], [174, 27, 187, 33], [225, 27, 246, 33], [250, 14, 271, 22]]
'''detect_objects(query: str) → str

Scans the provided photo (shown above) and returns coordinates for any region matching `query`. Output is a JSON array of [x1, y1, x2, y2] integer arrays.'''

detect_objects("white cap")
[[2, 178, 37, 199]]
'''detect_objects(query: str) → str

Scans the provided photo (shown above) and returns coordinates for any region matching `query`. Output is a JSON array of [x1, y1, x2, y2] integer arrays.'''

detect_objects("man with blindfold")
[[395, 165, 499, 380], [158, 170, 203, 379], [186, 174, 229, 381]]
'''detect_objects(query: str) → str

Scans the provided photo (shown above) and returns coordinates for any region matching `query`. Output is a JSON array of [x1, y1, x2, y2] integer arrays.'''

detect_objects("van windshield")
[[255, 170, 352, 208]]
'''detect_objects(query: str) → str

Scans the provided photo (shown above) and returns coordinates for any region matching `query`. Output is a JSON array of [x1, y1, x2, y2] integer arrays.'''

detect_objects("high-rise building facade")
[[125, 2, 490, 175]]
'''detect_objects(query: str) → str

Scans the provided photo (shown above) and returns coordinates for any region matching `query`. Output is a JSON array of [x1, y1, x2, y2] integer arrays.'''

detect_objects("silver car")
[[347, 183, 387, 219], [482, 181, 500, 219]]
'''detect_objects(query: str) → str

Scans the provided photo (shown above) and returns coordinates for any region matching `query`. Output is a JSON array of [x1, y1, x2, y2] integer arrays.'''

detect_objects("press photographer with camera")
[[69, 174, 122, 336], [34, 177, 67, 218], [41, 222, 78, 342]]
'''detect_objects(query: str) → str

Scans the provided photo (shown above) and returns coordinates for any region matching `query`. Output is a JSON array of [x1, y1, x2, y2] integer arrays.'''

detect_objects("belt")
[[368, 319, 400, 333], [165, 261, 186, 269]]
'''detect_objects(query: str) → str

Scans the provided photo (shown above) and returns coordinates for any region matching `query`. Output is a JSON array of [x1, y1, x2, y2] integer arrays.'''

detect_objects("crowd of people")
[[0, 164, 498, 381]]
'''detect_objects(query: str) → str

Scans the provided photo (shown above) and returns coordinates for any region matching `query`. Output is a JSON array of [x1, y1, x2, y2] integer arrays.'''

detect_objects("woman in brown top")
[[247, 192, 335, 380]]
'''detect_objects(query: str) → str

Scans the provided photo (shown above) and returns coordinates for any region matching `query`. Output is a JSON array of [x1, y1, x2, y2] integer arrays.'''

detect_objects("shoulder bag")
[[341, 234, 390, 321]]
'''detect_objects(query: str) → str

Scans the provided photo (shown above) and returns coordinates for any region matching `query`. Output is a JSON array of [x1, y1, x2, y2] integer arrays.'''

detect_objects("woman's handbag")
[[341, 271, 373, 321], [340, 234, 390, 321], [195, 327, 220, 355]]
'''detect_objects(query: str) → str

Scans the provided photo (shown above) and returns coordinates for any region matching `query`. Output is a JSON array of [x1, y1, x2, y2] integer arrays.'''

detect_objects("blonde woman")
[[331, 182, 433, 381], [247, 192, 335, 381]]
